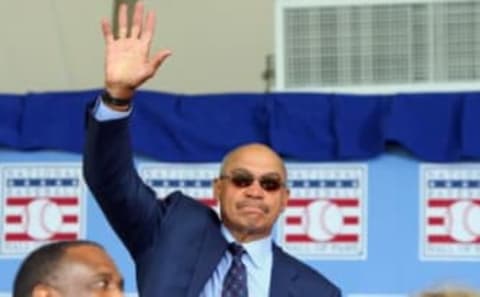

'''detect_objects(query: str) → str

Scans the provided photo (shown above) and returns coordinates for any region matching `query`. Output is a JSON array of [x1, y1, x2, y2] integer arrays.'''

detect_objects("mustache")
[[236, 200, 269, 214]]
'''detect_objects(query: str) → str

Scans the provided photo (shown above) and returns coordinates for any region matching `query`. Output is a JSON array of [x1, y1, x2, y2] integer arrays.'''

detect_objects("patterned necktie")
[[222, 242, 248, 297]]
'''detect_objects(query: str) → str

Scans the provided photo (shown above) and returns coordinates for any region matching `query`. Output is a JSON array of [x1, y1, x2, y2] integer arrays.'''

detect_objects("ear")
[[212, 178, 222, 203], [32, 284, 57, 297], [280, 188, 290, 212]]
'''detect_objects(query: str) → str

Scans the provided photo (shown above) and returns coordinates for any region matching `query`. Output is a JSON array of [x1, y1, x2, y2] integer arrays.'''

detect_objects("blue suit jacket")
[[83, 110, 341, 297]]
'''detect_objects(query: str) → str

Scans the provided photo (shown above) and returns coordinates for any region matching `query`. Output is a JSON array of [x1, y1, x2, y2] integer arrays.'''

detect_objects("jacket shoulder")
[[160, 190, 220, 224], [275, 246, 341, 296]]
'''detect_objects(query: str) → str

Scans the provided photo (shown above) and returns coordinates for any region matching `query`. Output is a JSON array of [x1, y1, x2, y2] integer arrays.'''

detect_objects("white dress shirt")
[[200, 226, 273, 297]]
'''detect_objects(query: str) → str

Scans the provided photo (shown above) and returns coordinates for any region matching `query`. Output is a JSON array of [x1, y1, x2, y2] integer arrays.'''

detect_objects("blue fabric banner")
[[1, 90, 479, 162]]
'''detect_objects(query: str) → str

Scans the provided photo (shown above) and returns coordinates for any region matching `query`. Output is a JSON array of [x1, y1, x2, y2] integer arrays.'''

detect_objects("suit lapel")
[[187, 224, 228, 297], [269, 244, 298, 297]]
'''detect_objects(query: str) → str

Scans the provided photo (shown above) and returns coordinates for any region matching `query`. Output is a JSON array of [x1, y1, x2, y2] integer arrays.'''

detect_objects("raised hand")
[[102, 1, 171, 99]]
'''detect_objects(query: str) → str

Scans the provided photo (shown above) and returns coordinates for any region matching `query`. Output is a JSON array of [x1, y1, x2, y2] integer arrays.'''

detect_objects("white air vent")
[[275, 0, 480, 93]]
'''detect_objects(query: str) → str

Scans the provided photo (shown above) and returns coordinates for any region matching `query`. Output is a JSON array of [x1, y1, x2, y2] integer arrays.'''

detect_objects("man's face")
[[38, 245, 124, 297], [213, 145, 289, 242]]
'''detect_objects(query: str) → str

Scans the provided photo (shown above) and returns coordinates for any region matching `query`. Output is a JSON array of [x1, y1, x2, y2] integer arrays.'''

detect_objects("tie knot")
[[228, 242, 245, 258]]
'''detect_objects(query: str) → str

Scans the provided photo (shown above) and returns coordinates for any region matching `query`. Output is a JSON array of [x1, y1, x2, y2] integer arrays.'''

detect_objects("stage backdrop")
[[0, 90, 479, 295]]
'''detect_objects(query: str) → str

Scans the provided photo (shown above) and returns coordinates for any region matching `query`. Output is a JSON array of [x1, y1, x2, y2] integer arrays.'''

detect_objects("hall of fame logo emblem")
[[0, 164, 85, 258], [420, 164, 480, 261], [278, 164, 367, 260], [138, 163, 220, 210]]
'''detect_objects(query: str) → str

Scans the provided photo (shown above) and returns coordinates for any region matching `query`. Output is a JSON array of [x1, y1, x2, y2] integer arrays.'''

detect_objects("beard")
[[221, 201, 272, 238], [225, 216, 271, 237]]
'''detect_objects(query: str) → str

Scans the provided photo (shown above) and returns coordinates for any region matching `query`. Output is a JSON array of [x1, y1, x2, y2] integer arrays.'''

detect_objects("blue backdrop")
[[0, 90, 479, 296]]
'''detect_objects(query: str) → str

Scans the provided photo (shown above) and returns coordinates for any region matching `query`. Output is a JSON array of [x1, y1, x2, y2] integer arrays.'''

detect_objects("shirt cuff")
[[92, 95, 132, 121]]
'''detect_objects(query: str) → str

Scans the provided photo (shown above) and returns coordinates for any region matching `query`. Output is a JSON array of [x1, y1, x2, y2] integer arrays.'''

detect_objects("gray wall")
[[0, 0, 273, 94]]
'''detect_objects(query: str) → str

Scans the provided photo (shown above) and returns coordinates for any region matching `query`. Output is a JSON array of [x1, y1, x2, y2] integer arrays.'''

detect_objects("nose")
[[244, 179, 264, 199]]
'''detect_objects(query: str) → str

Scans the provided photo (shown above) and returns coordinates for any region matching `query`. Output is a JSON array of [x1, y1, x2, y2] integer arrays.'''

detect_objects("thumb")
[[150, 49, 172, 72]]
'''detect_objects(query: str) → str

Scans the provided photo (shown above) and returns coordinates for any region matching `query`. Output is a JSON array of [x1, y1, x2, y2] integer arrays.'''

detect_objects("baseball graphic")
[[305, 200, 342, 241], [465, 202, 480, 237], [25, 198, 63, 240], [446, 200, 479, 242]]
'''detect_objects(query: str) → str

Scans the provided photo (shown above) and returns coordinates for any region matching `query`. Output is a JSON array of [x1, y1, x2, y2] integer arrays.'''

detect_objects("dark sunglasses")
[[219, 172, 285, 192]]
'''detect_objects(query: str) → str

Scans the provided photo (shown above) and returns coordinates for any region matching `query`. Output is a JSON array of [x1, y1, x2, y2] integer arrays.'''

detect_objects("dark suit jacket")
[[83, 110, 341, 297]]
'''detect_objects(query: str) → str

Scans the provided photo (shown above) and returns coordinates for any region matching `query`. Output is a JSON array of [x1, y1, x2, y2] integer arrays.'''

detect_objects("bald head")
[[215, 143, 290, 242], [421, 289, 480, 297], [220, 143, 287, 179]]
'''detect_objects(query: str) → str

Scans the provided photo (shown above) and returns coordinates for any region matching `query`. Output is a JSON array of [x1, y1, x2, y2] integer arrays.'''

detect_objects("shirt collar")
[[221, 225, 272, 269]]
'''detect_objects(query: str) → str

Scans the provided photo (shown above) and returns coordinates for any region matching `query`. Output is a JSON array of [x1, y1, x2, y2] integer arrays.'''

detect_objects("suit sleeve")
[[83, 107, 167, 257]]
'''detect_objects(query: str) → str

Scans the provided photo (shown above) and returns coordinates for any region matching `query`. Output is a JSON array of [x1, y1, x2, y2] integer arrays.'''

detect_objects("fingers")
[[117, 3, 128, 38], [101, 18, 114, 44], [117, 2, 150, 40], [103, 1, 169, 89], [130, 1, 144, 39], [141, 11, 156, 46]]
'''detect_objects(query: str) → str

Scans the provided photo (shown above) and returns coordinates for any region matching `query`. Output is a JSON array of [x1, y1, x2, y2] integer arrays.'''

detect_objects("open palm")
[[102, 2, 171, 99]]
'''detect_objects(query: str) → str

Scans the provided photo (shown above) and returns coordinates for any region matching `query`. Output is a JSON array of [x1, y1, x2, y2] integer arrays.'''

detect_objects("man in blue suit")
[[84, 2, 341, 297]]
